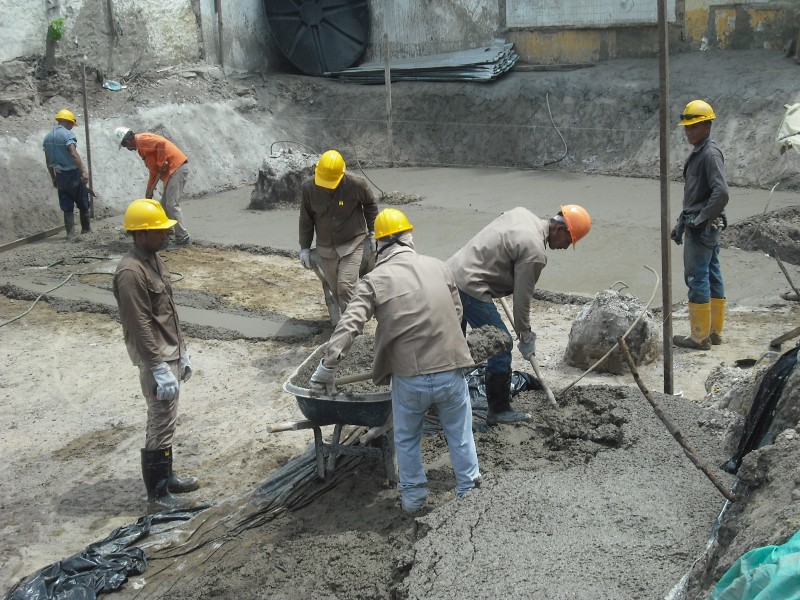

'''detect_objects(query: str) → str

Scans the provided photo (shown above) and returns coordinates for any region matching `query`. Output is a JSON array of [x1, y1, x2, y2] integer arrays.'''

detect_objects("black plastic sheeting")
[[264, 0, 369, 77], [334, 38, 519, 83], [720, 345, 799, 474], [5, 507, 206, 600]]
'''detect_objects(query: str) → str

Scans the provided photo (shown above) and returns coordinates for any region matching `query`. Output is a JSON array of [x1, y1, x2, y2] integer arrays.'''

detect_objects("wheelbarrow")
[[275, 344, 397, 483]]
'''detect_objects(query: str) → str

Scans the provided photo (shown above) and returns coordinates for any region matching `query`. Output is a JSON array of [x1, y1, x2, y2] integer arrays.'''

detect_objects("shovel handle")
[[335, 371, 374, 385], [497, 297, 558, 407]]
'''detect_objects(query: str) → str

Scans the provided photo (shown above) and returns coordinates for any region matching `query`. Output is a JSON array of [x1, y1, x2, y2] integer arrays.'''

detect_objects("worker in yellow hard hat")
[[42, 109, 91, 237], [113, 199, 200, 513], [298, 149, 379, 315], [447, 205, 592, 424], [671, 99, 729, 350], [311, 208, 481, 514]]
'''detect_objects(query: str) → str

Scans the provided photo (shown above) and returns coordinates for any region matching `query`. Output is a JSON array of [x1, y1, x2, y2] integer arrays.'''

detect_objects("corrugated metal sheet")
[[332, 38, 518, 83]]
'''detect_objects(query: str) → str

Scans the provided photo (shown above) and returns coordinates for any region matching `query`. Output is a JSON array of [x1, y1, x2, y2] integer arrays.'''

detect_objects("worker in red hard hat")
[[43, 109, 91, 237], [447, 205, 591, 424], [298, 149, 379, 314], [671, 99, 729, 351]]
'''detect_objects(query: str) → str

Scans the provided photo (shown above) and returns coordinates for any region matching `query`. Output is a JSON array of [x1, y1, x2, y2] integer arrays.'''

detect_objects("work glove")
[[517, 331, 537, 360], [151, 362, 180, 401], [310, 360, 336, 395], [670, 222, 685, 245], [369, 232, 377, 254], [179, 353, 192, 382], [299, 248, 312, 270]]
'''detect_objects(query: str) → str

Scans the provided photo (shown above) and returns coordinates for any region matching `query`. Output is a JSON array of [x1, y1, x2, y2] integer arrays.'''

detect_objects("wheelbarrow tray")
[[283, 343, 392, 428]]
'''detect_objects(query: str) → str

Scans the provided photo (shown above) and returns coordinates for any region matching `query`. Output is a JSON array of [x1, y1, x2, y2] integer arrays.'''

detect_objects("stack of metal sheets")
[[333, 38, 518, 83]]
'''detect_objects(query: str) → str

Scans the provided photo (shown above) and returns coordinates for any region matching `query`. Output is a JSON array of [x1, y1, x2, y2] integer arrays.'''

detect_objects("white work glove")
[[369, 232, 377, 253], [151, 362, 180, 401], [179, 354, 192, 382], [517, 331, 537, 360], [299, 248, 312, 269], [310, 360, 336, 395]]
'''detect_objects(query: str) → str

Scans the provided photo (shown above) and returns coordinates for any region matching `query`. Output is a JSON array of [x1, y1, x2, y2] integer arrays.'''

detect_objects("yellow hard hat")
[[123, 199, 177, 231], [374, 208, 413, 239], [55, 109, 77, 125], [315, 150, 346, 189], [560, 204, 592, 246], [678, 100, 716, 126]]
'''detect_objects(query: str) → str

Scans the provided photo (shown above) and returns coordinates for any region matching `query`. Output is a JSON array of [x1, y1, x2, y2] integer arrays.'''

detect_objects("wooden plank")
[[0, 226, 63, 254], [770, 326, 800, 349]]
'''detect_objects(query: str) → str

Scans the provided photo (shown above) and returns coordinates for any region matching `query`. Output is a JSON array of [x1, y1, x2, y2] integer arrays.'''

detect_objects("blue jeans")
[[458, 290, 512, 373], [684, 225, 724, 304], [392, 370, 481, 510], [55, 169, 90, 213]]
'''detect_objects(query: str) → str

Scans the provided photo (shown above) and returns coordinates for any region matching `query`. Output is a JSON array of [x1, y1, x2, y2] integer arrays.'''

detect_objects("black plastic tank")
[[264, 0, 370, 76]]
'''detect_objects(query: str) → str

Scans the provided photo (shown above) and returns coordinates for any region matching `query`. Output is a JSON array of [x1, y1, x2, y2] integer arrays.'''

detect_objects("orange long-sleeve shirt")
[[135, 133, 188, 191]]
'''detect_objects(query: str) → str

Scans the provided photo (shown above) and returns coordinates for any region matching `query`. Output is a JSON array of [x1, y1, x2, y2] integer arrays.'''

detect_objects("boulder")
[[249, 150, 315, 209], [564, 289, 660, 375]]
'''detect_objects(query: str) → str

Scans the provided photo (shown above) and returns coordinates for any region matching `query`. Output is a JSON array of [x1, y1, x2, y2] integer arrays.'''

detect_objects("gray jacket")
[[447, 207, 548, 335]]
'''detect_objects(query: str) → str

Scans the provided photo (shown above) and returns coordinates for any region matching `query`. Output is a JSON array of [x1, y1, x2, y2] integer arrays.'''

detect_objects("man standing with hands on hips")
[[113, 199, 200, 513], [671, 100, 729, 351]]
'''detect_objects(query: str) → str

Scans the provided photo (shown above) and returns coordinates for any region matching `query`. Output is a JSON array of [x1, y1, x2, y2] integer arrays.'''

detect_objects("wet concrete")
[[184, 168, 799, 309], [3, 276, 317, 340]]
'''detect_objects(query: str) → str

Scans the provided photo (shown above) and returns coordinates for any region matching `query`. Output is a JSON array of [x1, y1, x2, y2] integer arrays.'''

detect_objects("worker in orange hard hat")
[[447, 205, 591, 424], [671, 99, 729, 351], [42, 109, 91, 237], [298, 149, 379, 317]]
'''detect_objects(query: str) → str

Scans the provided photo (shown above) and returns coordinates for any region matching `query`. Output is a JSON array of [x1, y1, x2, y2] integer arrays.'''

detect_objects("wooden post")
[[383, 33, 393, 166], [215, 0, 224, 67], [81, 60, 94, 218]]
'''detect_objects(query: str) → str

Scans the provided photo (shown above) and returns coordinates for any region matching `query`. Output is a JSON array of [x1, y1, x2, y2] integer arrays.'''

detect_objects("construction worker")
[[113, 199, 199, 513], [447, 205, 592, 424], [115, 127, 192, 247], [310, 208, 481, 514], [298, 149, 379, 311], [671, 100, 729, 350], [42, 109, 91, 237]]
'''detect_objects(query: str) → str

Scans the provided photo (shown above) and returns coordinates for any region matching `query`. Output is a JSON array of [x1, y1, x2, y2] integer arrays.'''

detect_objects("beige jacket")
[[324, 244, 473, 385], [113, 245, 184, 367], [447, 207, 549, 334], [299, 173, 378, 258]]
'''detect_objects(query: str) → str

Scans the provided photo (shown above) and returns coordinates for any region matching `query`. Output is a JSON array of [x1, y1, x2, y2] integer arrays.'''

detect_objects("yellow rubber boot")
[[710, 298, 726, 345], [673, 302, 712, 350]]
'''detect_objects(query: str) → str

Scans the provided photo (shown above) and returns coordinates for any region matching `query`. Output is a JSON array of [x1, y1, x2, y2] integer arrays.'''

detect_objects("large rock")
[[564, 289, 660, 375], [249, 150, 315, 210]]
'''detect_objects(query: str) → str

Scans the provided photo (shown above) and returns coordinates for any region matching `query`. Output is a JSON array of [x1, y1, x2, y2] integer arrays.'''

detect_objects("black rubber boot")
[[141, 448, 195, 512], [63, 212, 74, 237], [485, 371, 531, 425], [165, 445, 200, 493], [79, 210, 91, 234]]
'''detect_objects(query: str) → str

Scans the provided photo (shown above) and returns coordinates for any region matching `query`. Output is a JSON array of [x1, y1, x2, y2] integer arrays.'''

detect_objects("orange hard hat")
[[560, 204, 591, 247]]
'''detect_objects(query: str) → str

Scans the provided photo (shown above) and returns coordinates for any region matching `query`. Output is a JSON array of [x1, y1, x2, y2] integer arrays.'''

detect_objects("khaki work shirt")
[[447, 207, 549, 335], [299, 173, 378, 258], [324, 244, 473, 386], [113, 245, 184, 368]]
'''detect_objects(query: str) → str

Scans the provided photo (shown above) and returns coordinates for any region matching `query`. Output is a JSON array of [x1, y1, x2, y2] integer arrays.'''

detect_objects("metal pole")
[[383, 32, 394, 166], [81, 59, 94, 218], [657, 0, 673, 394]]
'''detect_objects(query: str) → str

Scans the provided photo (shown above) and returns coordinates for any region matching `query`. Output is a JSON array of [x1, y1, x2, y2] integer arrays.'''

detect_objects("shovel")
[[498, 297, 558, 407]]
